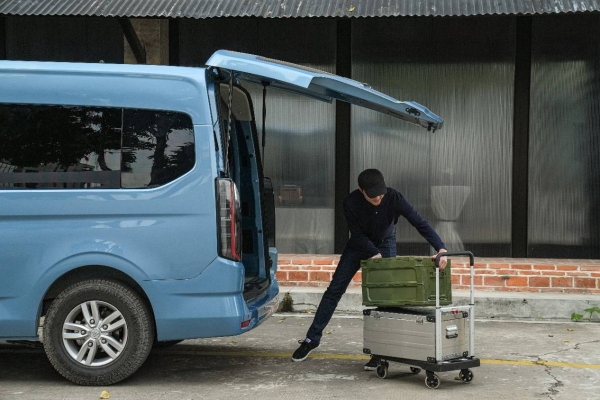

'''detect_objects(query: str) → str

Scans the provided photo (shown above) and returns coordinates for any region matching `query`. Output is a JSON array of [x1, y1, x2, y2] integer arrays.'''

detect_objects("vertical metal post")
[[334, 19, 352, 253], [469, 259, 475, 356], [512, 16, 532, 257], [435, 266, 442, 363]]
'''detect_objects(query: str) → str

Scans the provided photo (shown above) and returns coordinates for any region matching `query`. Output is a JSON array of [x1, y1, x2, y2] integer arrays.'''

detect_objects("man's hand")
[[432, 248, 448, 270], [371, 253, 382, 259]]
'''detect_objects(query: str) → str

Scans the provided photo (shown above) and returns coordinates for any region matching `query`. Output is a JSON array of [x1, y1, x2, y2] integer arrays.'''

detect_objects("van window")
[[0, 104, 195, 189]]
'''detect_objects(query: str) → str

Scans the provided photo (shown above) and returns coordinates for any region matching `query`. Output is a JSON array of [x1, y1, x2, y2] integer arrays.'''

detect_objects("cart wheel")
[[376, 364, 388, 379], [425, 373, 440, 389], [410, 367, 421, 374], [459, 369, 474, 383]]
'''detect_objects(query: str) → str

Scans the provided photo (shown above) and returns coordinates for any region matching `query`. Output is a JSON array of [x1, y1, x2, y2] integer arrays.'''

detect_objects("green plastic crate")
[[361, 256, 452, 307]]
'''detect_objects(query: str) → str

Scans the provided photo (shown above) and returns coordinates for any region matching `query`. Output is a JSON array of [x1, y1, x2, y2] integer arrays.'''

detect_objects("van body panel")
[[143, 253, 279, 341], [206, 50, 444, 131]]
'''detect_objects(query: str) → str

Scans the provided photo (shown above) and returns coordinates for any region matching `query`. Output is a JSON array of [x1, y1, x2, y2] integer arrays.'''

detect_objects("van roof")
[[0, 61, 212, 124]]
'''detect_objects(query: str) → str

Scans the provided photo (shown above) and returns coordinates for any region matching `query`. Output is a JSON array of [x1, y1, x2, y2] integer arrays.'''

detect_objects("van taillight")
[[216, 178, 242, 261]]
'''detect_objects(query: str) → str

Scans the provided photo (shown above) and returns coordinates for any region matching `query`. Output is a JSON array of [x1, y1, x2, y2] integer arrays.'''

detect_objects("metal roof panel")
[[0, 0, 599, 18]]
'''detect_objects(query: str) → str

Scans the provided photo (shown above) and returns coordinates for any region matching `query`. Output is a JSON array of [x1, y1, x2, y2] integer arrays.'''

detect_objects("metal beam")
[[0, 17, 5, 59], [334, 19, 352, 254], [511, 16, 532, 257]]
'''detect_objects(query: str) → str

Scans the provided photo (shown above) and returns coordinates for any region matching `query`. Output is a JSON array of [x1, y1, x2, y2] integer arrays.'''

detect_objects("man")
[[291, 168, 448, 370]]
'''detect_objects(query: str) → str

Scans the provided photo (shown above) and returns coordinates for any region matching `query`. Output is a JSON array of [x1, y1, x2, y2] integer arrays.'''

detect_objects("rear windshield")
[[0, 104, 195, 189]]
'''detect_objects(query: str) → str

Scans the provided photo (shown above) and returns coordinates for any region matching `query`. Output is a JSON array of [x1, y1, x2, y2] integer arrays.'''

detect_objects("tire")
[[43, 279, 154, 385]]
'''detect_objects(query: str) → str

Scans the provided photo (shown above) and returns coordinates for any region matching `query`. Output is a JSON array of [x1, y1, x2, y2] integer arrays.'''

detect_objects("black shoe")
[[364, 357, 378, 371], [291, 339, 319, 362]]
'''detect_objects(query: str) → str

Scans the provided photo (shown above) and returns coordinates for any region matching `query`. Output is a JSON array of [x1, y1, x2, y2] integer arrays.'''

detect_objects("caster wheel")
[[410, 367, 421, 374], [425, 373, 440, 389], [459, 369, 474, 383], [376, 364, 388, 379]]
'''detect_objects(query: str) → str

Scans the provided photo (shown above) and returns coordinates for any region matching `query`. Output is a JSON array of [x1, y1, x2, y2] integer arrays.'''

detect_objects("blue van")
[[0, 50, 443, 385]]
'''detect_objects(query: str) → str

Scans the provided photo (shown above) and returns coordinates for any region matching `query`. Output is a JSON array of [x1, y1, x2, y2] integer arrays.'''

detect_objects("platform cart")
[[363, 251, 480, 389]]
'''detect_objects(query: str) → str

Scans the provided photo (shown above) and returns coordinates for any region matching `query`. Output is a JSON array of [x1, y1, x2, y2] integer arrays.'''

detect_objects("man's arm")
[[394, 191, 448, 269]]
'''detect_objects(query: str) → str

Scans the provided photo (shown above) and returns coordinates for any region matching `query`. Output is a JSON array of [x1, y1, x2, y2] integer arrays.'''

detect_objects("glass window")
[[0, 104, 121, 189], [351, 18, 516, 257], [0, 104, 195, 190], [121, 109, 195, 188], [528, 15, 600, 258]]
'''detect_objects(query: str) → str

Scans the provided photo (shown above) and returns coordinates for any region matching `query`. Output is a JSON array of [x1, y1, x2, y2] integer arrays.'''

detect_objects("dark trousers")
[[305, 232, 397, 343]]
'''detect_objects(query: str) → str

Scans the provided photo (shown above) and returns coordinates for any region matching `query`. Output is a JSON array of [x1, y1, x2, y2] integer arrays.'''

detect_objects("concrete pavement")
[[1, 312, 600, 400]]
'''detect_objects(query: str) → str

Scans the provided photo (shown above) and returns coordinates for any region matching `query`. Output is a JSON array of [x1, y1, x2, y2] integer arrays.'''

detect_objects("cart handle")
[[434, 251, 474, 268]]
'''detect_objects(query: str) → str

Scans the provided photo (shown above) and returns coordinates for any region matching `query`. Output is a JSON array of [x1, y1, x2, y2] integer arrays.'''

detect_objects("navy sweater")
[[343, 187, 445, 257]]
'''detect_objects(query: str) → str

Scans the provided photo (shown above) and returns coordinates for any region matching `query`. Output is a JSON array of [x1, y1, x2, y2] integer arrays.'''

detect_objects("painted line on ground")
[[155, 349, 600, 369]]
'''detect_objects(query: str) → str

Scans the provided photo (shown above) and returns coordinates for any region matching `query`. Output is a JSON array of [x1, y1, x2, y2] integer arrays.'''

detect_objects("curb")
[[279, 286, 600, 321]]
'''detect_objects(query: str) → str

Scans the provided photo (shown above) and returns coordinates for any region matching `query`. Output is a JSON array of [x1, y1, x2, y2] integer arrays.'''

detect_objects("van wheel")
[[43, 279, 154, 385]]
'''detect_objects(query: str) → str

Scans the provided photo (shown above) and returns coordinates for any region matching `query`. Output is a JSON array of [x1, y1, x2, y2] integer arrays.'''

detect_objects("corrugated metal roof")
[[0, 0, 599, 18]]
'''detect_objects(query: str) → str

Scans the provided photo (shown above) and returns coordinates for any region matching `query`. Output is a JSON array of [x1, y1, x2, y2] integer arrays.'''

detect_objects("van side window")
[[0, 104, 195, 189], [121, 109, 195, 188]]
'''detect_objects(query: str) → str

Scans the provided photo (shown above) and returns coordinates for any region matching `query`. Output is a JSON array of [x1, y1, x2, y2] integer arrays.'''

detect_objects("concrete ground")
[[1, 312, 599, 400]]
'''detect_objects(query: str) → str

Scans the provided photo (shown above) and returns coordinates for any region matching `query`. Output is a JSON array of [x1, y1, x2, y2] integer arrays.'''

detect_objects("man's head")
[[358, 169, 387, 205]]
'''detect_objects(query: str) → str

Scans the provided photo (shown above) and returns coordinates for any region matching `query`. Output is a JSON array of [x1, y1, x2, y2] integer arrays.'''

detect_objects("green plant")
[[571, 306, 600, 322]]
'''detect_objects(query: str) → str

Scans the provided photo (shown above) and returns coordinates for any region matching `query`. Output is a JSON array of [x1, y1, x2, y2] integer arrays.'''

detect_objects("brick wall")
[[275, 255, 600, 294]]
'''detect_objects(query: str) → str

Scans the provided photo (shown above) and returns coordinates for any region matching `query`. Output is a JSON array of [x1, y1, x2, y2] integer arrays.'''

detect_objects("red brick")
[[462, 276, 483, 285], [451, 275, 460, 285], [278, 259, 291, 265], [566, 272, 590, 277], [295, 281, 319, 287], [510, 264, 532, 270], [518, 270, 542, 276], [592, 273, 600, 278], [314, 259, 335, 265], [352, 272, 362, 282], [292, 259, 313, 265], [581, 266, 600, 271], [483, 276, 505, 286], [495, 269, 514, 275], [533, 265, 555, 271], [454, 285, 470, 290], [279, 266, 300, 271], [473, 263, 488, 269], [540, 271, 566, 276], [529, 277, 550, 287], [556, 265, 579, 271], [563, 288, 589, 294], [551, 277, 573, 288], [275, 271, 287, 282], [506, 276, 528, 287], [322, 266, 338, 272], [451, 268, 471, 275], [540, 288, 565, 293], [288, 271, 309, 281], [488, 263, 510, 269], [306, 266, 321, 271], [310, 271, 331, 282], [574, 278, 597, 289]]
